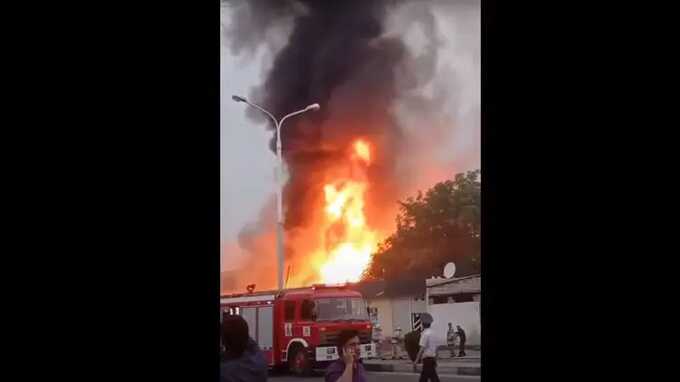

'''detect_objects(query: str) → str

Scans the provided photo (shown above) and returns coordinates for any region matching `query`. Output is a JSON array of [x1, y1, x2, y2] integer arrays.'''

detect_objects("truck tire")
[[288, 345, 312, 377]]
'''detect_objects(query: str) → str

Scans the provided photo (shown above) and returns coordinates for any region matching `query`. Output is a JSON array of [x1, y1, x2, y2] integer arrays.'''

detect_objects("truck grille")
[[319, 330, 371, 346]]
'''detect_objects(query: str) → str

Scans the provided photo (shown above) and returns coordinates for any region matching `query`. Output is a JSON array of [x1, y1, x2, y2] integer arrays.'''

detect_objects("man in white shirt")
[[414, 313, 440, 382]]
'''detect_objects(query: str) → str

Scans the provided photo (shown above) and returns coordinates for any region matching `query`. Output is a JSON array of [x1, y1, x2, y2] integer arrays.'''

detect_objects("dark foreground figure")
[[220, 314, 268, 382]]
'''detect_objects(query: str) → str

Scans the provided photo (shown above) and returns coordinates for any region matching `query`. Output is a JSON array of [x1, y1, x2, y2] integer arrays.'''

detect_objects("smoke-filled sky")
[[221, 0, 480, 273]]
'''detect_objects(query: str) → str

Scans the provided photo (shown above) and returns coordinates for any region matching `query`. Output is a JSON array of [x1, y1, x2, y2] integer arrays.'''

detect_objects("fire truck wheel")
[[288, 345, 312, 376]]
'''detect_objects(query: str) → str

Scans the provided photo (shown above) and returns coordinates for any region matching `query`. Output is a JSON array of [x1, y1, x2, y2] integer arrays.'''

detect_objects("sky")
[[220, 40, 274, 268], [220, 1, 480, 272]]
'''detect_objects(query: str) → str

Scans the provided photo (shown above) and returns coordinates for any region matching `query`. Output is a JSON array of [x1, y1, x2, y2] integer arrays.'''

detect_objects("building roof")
[[426, 273, 481, 287], [352, 278, 425, 299], [426, 274, 481, 296], [353, 280, 386, 298]]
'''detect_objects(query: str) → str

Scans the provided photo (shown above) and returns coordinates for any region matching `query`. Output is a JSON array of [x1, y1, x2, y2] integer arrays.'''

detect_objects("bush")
[[403, 330, 421, 362]]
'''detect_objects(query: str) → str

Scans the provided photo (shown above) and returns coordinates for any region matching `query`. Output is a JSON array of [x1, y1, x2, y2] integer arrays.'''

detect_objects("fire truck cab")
[[220, 284, 375, 376]]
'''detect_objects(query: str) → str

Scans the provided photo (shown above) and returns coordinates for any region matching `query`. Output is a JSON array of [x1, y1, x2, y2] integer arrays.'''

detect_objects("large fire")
[[312, 139, 379, 283], [221, 0, 477, 295]]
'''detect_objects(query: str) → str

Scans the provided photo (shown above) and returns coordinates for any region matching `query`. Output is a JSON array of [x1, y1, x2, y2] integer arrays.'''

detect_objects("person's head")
[[456, 325, 462, 330], [421, 312, 433, 329], [221, 314, 249, 359], [448, 322, 453, 328], [337, 329, 360, 358]]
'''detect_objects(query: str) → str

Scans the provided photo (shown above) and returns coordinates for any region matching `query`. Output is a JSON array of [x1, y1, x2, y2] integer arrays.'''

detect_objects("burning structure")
[[221, 0, 480, 291]]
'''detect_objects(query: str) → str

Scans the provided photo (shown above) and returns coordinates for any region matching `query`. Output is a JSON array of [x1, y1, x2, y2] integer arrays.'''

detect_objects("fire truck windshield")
[[315, 297, 369, 321]]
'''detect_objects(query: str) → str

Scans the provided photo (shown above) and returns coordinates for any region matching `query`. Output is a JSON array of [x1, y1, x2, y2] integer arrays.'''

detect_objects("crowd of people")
[[220, 313, 467, 382]]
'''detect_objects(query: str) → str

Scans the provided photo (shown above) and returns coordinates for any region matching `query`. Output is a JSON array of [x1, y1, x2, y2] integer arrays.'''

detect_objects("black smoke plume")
[[222, 0, 479, 289]]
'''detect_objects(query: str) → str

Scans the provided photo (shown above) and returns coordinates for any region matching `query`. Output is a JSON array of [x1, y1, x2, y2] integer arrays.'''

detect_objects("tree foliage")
[[364, 170, 481, 280]]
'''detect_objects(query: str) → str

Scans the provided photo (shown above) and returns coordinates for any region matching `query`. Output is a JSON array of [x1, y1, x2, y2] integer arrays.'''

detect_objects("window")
[[455, 294, 474, 303], [284, 301, 296, 321], [301, 299, 316, 321], [315, 297, 369, 321], [431, 293, 476, 304]]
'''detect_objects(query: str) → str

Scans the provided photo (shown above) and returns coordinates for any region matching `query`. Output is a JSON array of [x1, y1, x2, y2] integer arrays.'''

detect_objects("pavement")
[[363, 348, 481, 376], [269, 371, 480, 382], [263, 345, 481, 379]]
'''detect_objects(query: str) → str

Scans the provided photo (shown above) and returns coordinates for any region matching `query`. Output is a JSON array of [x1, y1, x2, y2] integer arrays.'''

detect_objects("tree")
[[364, 170, 480, 280]]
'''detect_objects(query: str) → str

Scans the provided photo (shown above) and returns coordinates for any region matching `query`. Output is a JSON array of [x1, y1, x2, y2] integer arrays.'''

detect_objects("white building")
[[354, 279, 427, 338], [426, 274, 481, 346]]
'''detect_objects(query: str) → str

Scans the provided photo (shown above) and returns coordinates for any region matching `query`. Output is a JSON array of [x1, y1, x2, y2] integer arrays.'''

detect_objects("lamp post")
[[232, 95, 320, 291]]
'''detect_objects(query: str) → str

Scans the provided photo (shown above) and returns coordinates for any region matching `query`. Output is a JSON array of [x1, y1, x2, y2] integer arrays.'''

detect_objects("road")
[[268, 371, 480, 382]]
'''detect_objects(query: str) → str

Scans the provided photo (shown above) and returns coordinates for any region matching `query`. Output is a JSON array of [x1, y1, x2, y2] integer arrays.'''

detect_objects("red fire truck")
[[220, 283, 376, 376]]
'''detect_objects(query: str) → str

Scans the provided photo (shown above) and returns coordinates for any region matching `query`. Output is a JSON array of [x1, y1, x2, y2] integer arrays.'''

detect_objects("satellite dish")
[[443, 262, 456, 279]]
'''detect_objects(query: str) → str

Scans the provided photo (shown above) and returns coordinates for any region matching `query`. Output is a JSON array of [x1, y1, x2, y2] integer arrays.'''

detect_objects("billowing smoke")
[[222, 0, 480, 293]]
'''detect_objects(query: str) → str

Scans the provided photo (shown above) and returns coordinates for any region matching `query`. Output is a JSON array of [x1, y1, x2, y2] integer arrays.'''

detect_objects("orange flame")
[[354, 140, 371, 163], [313, 139, 379, 283]]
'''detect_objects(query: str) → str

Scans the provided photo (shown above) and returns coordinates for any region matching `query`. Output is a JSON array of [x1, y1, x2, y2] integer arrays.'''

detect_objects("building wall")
[[392, 297, 412, 334], [412, 299, 427, 316], [428, 301, 481, 346], [366, 296, 427, 337], [390, 297, 428, 335], [366, 297, 393, 336]]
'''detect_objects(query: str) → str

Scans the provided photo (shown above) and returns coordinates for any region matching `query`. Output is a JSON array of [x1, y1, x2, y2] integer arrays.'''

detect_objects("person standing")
[[455, 325, 467, 357], [325, 330, 368, 382], [391, 326, 402, 360], [446, 322, 457, 357], [414, 313, 440, 382], [371, 324, 383, 359]]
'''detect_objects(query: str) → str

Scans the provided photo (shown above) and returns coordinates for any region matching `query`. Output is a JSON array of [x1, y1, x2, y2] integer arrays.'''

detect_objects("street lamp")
[[232, 94, 320, 291]]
